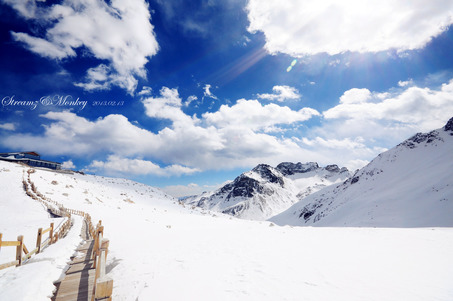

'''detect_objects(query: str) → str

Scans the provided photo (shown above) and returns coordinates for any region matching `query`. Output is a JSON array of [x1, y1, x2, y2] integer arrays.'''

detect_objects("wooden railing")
[[25, 168, 113, 300], [91, 221, 113, 301], [0, 217, 72, 270]]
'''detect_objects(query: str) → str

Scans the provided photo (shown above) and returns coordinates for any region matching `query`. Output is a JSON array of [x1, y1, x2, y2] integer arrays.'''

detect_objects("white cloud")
[[339, 88, 372, 104], [185, 95, 198, 107], [1, 0, 43, 19], [137, 86, 153, 96], [6, 0, 159, 94], [2, 111, 159, 157], [142, 87, 196, 126], [11, 32, 75, 59], [203, 84, 218, 100], [324, 80, 453, 133], [398, 79, 414, 87], [61, 160, 76, 169], [203, 98, 319, 131], [6, 80, 451, 177], [247, 0, 453, 55], [0, 123, 16, 131], [86, 155, 200, 177], [257, 85, 301, 102]]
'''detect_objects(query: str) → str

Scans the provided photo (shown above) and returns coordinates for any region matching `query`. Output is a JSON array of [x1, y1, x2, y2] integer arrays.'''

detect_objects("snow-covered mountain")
[[271, 117, 453, 227], [182, 162, 350, 220]]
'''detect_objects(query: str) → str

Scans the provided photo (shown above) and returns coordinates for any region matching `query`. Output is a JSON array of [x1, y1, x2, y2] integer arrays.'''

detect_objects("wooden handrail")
[[91, 224, 113, 301], [2, 169, 113, 299]]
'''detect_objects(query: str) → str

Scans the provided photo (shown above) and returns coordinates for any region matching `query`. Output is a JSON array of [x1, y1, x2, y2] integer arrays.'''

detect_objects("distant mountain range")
[[183, 117, 453, 227], [181, 161, 350, 220]]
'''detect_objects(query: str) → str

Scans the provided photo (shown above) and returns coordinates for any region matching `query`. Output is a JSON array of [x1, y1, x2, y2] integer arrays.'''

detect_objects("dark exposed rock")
[[400, 130, 442, 148], [444, 117, 453, 132], [276, 162, 319, 176], [222, 203, 247, 216], [351, 176, 359, 184], [325, 164, 340, 172], [251, 164, 284, 187]]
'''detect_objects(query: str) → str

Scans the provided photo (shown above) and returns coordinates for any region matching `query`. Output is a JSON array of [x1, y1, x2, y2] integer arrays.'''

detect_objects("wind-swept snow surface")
[[1, 160, 453, 300]]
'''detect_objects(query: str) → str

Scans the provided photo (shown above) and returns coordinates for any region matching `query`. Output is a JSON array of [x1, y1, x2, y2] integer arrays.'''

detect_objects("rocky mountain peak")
[[251, 164, 284, 186], [276, 162, 319, 176]]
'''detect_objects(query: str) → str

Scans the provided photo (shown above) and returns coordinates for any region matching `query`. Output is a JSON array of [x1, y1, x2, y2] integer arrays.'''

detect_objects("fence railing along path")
[[0, 168, 113, 300]]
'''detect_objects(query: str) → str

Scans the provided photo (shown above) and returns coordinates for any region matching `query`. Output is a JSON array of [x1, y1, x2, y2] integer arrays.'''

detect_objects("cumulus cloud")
[[142, 87, 197, 126], [2, 111, 159, 156], [247, 0, 453, 55], [6, 0, 159, 94], [7, 80, 450, 176], [61, 160, 76, 169], [1, 86, 322, 171], [86, 155, 200, 177], [257, 85, 301, 102], [203, 98, 319, 131], [324, 80, 453, 132]]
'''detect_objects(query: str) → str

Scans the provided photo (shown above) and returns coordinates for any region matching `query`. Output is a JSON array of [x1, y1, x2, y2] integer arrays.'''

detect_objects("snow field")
[[0, 162, 68, 265], [1, 160, 452, 300], [0, 215, 84, 301]]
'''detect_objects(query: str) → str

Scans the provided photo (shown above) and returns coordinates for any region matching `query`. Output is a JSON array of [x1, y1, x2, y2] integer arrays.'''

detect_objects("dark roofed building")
[[0, 151, 61, 170]]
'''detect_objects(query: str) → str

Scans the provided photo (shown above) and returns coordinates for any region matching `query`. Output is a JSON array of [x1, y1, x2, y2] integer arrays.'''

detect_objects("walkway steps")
[[52, 240, 95, 301]]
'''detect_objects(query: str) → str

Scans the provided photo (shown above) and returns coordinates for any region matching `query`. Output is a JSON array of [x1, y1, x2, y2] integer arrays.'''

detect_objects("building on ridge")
[[0, 151, 61, 170]]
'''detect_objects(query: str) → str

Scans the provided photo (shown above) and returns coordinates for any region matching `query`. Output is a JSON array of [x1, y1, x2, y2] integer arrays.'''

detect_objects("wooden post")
[[36, 228, 42, 253], [49, 222, 54, 244], [100, 239, 110, 259], [92, 226, 103, 262], [94, 239, 113, 300], [16, 235, 23, 267]]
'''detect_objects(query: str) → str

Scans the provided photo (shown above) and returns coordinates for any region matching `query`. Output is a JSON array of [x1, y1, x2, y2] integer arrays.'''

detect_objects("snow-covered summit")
[[182, 162, 350, 220], [271, 117, 453, 227]]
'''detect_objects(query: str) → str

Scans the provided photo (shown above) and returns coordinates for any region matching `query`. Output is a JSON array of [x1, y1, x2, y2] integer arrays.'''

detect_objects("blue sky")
[[1, 0, 453, 197]]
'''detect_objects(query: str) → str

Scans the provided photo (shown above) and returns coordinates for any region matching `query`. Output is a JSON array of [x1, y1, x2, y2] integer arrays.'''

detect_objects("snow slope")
[[272, 118, 453, 227], [182, 163, 350, 220], [0, 161, 83, 300], [1, 159, 453, 300]]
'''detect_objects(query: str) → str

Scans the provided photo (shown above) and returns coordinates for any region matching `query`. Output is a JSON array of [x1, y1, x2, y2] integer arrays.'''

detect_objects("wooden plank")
[[23, 247, 39, 261], [66, 262, 95, 275], [0, 260, 19, 270], [23, 243, 29, 255], [95, 276, 113, 299], [1, 241, 20, 247], [42, 227, 52, 234]]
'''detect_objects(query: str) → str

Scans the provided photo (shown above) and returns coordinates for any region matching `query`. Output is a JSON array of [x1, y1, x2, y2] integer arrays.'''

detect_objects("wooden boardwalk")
[[52, 240, 96, 301]]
